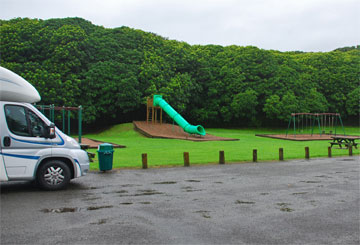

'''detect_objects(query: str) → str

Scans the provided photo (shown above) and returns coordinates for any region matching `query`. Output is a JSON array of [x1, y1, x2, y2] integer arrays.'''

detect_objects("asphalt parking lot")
[[1, 156, 359, 244]]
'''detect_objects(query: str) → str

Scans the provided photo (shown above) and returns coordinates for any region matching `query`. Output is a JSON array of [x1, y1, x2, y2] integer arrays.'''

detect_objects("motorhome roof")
[[0, 66, 41, 103]]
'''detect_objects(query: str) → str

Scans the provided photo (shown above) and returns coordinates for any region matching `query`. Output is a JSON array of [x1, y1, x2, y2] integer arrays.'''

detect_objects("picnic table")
[[329, 136, 360, 149]]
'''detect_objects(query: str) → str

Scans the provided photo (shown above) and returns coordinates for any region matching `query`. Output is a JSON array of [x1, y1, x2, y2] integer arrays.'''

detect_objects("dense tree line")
[[1, 17, 359, 128]]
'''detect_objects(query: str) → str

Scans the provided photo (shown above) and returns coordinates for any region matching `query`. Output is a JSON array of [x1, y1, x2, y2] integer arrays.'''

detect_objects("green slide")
[[153, 95, 206, 136]]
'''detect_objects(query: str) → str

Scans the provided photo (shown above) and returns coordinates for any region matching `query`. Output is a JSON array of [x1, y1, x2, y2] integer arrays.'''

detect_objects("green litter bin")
[[97, 143, 114, 171]]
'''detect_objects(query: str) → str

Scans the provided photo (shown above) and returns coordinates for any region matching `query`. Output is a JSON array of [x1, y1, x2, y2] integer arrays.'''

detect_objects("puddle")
[[153, 181, 177, 185], [181, 187, 202, 192], [292, 192, 308, 195], [276, 203, 294, 212], [140, 202, 151, 205], [104, 190, 128, 194], [195, 210, 211, 219], [41, 205, 114, 213], [41, 207, 78, 213], [185, 189, 202, 192], [260, 193, 269, 195], [83, 197, 101, 201], [315, 175, 332, 178], [342, 159, 355, 161], [117, 189, 164, 197], [82, 193, 95, 197], [235, 200, 255, 205], [280, 207, 294, 212], [214, 182, 223, 184], [116, 190, 129, 194], [78, 186, 99, 190], [91, 219, 107, 225], [120, 202, 133, 205], [277, 202, 291, 207], [308, 200, 317, 206], [134, 190, 164, 196], [120, 184, 142, 187], [87, 205, 113, 211], [300, 180, 321, 184], [186, 180, 201, 182]]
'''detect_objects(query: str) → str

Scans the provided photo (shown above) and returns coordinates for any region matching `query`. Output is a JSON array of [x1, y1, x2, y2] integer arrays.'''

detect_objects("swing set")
[[286, 113, 345, 137]]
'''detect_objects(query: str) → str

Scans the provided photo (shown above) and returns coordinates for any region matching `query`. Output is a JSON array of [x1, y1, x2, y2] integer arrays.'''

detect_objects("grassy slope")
[[85, 123, 360, 170]]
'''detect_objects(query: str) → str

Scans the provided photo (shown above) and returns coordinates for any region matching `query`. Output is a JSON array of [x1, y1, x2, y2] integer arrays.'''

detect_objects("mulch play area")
[[256, 134, 335, 141], [133, 121, 238, 141], [76, 138, 125, 149]]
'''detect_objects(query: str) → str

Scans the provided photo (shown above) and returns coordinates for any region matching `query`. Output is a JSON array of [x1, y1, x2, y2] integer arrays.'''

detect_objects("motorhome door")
[[0, 144, 8, 181], [1, 104, 53, 179]]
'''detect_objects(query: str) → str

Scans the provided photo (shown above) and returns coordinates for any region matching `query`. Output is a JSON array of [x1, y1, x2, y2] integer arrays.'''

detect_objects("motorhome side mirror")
[[46, 123, 56, 139]]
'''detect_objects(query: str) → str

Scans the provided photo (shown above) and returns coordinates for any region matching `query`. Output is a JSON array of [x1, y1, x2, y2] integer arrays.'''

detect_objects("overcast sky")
[[1, 0, 359, 52]]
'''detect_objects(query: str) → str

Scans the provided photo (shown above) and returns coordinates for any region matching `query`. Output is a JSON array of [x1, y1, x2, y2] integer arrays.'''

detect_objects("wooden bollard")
[[253, 149, 257, 162], [142, 153, 148, 169], [219, 151, 225, 164], [349, 146, 353, 156], [328, 147, 332, 158], [305, 147, 310, 159], [279, 148, 284, 161], [184, 152, 190, 167]]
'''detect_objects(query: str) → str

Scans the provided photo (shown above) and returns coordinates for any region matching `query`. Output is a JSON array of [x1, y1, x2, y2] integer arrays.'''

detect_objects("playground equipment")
[[146, 97, 163, 124], [36, 105, 83, 143], [286, 113, 345, 137], [152, 95, 206, 136]]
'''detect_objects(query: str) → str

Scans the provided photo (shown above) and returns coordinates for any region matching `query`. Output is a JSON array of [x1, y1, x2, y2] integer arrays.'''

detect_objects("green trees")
[[0, 17, 358, 128], [82, 61, 141, 123]]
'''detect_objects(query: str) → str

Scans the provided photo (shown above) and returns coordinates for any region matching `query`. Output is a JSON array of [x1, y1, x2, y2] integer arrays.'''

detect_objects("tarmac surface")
[[1, 156, 359, 244]]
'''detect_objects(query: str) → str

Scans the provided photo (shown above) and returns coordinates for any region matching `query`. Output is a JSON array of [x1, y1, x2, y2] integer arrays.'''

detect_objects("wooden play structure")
[[146, 97, 163, 124], [134, 96, 236, 141]]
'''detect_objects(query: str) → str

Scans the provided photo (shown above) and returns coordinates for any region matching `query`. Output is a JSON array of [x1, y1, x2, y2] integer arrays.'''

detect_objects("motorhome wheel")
[[37, 160, 71, 190]]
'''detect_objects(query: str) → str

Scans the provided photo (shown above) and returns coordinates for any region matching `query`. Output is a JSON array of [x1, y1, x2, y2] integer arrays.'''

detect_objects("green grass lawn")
[[85, 123, 359, 170]]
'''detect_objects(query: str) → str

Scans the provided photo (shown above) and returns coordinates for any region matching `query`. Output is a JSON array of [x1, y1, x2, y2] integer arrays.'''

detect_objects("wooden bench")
[[329, 142, 344, 148], [87, 152, 96, 162], [345, 142, 358, 149], [329, 140, 358, 149]]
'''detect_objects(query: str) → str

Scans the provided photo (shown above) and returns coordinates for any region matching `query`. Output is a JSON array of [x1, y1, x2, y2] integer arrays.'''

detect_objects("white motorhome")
[[0, 66, 89, 190]]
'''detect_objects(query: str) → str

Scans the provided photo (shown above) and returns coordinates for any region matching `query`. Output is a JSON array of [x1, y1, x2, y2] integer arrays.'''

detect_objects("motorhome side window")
[[5, 105, 47, 137]]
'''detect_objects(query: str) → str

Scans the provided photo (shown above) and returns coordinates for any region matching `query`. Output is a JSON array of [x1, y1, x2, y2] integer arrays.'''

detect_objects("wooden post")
[[142, 153, 148, 169], [160, 108, 163, 124], [219, 151, 225, 164], [349, 146, 353, 156], [279, 148, 284, 161], [305, 147, 310, 159], [328, 146, 332, 158], [146, 103, 149, 124], [253, 149, 257, 162], [184, 152, 190, 167], [152, 108, 154, 124]]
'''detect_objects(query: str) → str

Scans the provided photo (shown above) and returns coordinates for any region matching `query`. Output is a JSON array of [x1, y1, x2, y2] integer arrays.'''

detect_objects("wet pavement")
[[1, 156, 359, 244]]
